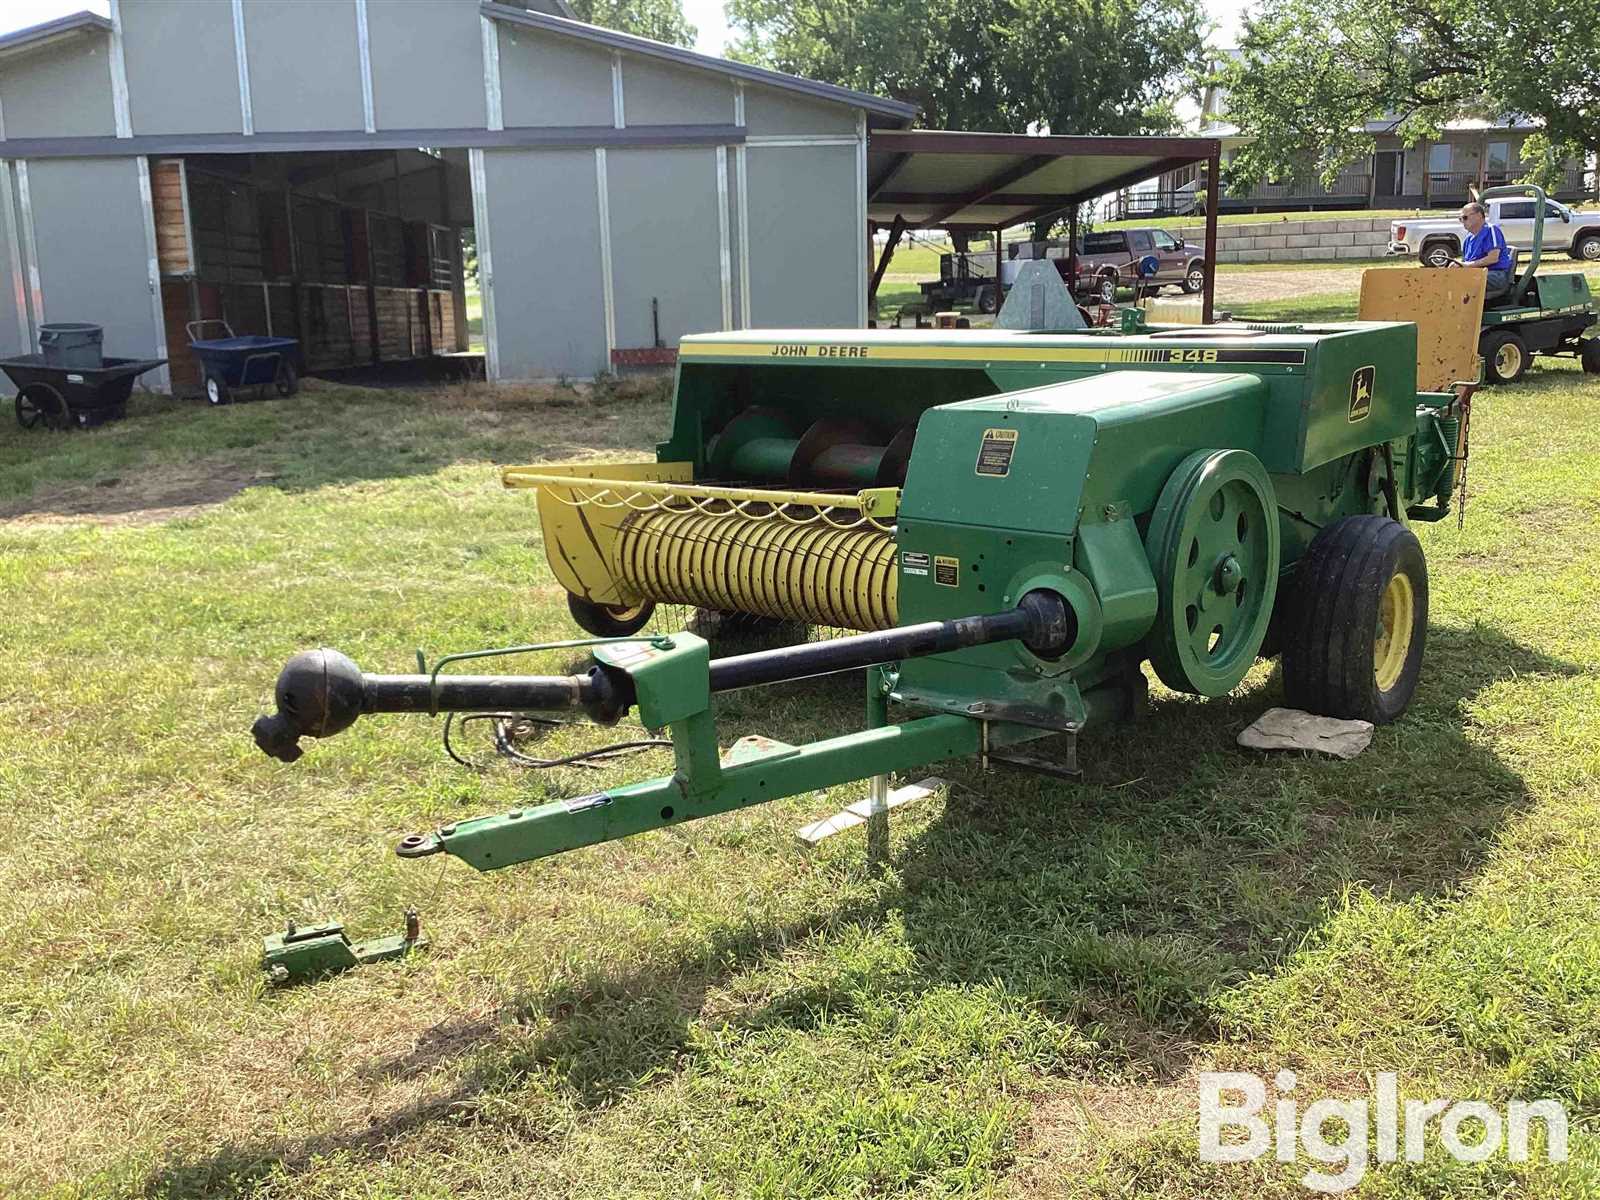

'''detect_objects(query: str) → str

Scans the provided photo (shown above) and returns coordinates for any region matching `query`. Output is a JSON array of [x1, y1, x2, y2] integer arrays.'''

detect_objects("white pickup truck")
[[1389, 197, 1600, 266]]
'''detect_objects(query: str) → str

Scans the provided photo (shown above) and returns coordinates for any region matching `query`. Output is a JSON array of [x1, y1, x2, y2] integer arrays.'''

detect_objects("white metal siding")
[[23, 158, 164, 359], [496, 27, 614, 127], [0, 38, 118, 139], [605, 147, 724, 349], [241, 0, 365, 133], [366, 0, 488, 130], [744, 144, 860, 328], [120, 0, 240, 133], [481, 148, 609, 378]]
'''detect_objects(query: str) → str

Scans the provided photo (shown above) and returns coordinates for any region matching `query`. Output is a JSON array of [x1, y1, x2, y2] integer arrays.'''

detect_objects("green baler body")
[[319, 323, 1466, 879], [660, 323, 1456, 724]]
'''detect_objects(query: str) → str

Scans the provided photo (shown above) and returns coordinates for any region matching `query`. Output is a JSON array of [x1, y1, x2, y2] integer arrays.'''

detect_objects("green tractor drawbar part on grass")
[[253, 308, 1471, 890]]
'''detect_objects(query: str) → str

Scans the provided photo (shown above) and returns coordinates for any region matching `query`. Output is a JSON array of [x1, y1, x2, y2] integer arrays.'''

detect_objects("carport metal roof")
[[866, 129, 1224, 322], [867, 130, 1221, 230]]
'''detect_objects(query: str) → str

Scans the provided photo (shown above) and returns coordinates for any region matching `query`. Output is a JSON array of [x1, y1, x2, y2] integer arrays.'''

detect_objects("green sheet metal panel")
[[120, 0, 242, 135], [605, 147, 725, 348], [497, 25, 614, 128], [242, 0, 365, 133], [670, 324, 1416, 474], [0, 34, 116, 138], [366, 0, 487, 130]]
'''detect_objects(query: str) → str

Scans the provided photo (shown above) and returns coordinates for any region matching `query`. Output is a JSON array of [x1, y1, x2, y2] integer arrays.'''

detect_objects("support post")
[[1202, 148, 1220, 324], [868, 213, 906, 304], [994, 227, 1003, 310], [1067, 203, 1079, 301], [865, 664, 892, 869]]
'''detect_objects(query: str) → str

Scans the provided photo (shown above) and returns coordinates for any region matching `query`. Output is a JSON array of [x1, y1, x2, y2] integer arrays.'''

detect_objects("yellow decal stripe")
[[678, 341, 1305, 366]]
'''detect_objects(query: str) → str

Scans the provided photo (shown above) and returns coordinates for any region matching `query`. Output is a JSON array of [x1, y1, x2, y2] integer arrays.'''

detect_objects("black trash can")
[[39, 323, 103, 369]]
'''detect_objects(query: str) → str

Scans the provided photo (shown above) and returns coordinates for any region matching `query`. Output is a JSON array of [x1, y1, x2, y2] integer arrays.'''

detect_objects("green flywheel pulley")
[[1144, 448, 1280, 696]]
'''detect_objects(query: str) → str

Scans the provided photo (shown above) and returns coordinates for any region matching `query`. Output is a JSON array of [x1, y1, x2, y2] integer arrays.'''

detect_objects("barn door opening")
[[151, 148, 478, 394]]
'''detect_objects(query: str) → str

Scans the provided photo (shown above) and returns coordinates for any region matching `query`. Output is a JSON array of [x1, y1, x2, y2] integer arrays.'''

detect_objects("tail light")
[[1395, 224, 1406, 240]]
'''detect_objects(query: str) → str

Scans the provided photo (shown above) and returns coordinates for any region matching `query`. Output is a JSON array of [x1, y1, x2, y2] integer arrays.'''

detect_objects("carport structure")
[[866, 130, 1225, 321]]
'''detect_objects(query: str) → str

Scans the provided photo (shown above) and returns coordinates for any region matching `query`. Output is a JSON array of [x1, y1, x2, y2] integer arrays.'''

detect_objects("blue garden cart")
[[187, 320, 301, 405]]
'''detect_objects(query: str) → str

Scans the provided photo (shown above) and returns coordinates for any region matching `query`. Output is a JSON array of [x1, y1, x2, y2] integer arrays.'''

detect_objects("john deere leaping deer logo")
[[1348, 366, 1375, 422]]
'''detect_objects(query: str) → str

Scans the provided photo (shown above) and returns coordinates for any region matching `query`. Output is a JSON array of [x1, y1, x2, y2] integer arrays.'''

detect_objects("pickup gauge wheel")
[[568, 594, 655, 637]]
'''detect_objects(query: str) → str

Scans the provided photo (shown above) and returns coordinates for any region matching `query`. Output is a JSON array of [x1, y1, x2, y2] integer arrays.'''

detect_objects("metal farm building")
[[0, 1, 914, 389]]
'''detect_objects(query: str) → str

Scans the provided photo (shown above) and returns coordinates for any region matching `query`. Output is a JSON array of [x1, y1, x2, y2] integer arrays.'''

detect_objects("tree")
[[726, 0, 1206, 137], [1218, 0, 1600, 191], [568, 0, 696, 47]]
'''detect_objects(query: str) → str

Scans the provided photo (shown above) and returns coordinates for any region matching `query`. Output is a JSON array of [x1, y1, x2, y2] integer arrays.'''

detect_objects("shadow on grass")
[[137, 622, 1582, 1198]]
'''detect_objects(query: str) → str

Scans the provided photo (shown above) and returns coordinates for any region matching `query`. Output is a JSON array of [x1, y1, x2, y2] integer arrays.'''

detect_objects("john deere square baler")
[[253, 311, 1468, 883]]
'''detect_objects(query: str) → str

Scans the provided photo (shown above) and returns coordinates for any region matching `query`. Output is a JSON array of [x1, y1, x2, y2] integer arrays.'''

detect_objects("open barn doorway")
[[150, 148, 479, 395]]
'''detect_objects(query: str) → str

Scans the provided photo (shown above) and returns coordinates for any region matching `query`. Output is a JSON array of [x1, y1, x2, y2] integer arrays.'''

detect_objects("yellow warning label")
[[975, 427, 1018, 476], [934, 555, 960, 587]]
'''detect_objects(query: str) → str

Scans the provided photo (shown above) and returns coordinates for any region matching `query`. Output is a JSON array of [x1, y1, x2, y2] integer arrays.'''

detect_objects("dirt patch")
[[0, 459, 273, 526], [1009, 1076, 1198, 1186], [1214, 266, 1372, 305]]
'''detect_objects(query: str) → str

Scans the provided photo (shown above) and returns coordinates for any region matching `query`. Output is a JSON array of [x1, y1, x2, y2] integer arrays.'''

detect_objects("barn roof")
[[481, 2, 918, 125], [867, 130, 1223, 230], [0, 10, 112, 60]]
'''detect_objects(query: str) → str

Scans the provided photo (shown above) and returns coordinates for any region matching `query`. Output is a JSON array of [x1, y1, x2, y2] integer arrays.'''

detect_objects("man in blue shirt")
[[1459, 201, 1514, 295]]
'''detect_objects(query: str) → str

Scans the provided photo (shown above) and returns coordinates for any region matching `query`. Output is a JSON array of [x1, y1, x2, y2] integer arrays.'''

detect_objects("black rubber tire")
[[17, 383, 69, 431], [1421, 240, 1456, 269], [1575, 233, 1600, 262], [1480, 329, 1529, 385], [275, 359, 299, 397], [1582, 338, 1600, 375], [567, 593, 655, 637], [1182, 263, 1206, 294], [204, 371, 231, 406], [1096, 273, 1118, 305], [1281, 514, 1428, 725]]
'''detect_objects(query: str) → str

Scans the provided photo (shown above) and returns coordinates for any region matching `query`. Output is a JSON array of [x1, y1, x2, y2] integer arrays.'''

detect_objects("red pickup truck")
[[1069, 228, 1208, 304]]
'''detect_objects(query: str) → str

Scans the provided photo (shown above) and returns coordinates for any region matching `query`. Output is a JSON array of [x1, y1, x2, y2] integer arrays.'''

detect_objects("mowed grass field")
[[3, 297, 1600, 1198]]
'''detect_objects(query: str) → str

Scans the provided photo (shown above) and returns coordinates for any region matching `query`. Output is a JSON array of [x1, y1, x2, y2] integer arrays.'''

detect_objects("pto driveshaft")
[[251, 591, 1071, 764]]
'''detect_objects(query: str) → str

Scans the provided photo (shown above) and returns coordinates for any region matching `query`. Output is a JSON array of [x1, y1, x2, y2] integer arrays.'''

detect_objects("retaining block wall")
[[1174, 216, 1394, 264]]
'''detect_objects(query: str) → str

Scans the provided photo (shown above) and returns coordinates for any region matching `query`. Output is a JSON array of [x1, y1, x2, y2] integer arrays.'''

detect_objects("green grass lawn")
[[3, 320, 1599, 1197]]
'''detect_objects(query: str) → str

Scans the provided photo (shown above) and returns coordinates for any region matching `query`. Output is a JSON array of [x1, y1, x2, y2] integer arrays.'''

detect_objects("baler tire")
[[1281, 515, 1427, 725], [567, 594, 655, 637]]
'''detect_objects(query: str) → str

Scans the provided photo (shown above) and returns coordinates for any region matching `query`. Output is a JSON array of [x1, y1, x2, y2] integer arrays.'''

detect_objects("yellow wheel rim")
[[1495, 341, 1522, 379], [1374, 571, 1415, 692]]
